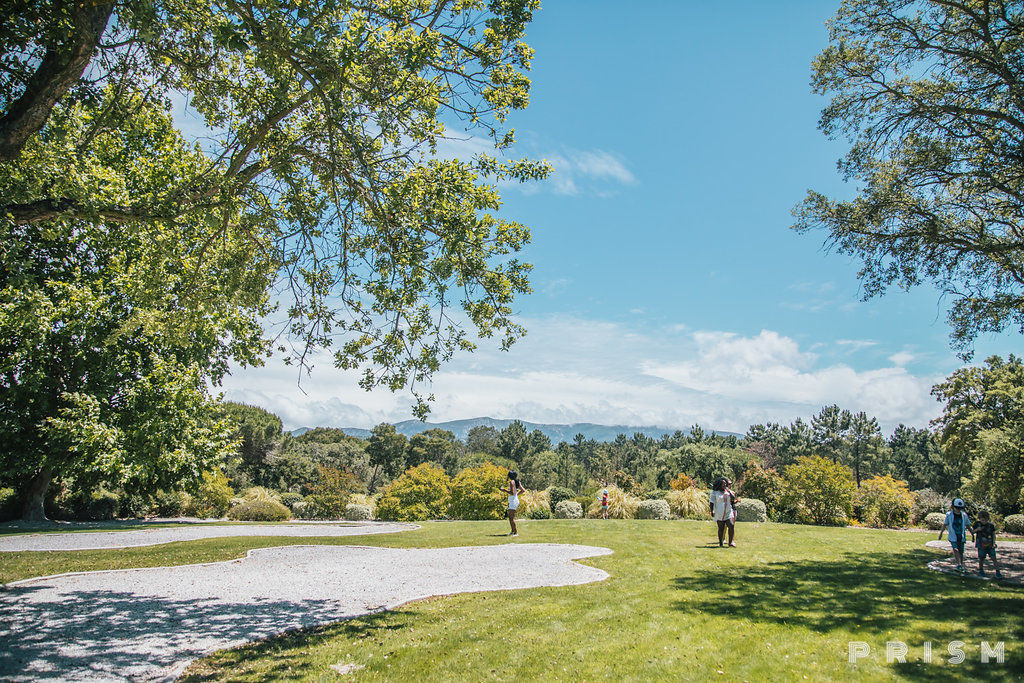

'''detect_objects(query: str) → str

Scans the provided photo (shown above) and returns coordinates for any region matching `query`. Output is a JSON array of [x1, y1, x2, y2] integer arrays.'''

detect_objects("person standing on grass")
[[938, 498, 972, 574], [600, 485, 609, 520], [710, 478, 738, 547], [972, 511, 1002, 578], [501, 470, 525, 537]]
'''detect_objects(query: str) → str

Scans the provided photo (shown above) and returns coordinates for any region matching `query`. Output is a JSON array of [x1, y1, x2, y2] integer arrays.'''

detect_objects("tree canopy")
[[794, 0, 1024, 357]]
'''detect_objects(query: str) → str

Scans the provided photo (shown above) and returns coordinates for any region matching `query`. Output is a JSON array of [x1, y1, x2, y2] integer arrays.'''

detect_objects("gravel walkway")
[[0, 543, 612, 681], [0, 522, 417, 552], [924, 539, 1024, 585]]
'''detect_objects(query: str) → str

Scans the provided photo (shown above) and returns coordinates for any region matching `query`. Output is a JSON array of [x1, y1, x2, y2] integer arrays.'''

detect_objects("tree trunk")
[[21, 468, 53, 521], [0, 2, 114, 162]]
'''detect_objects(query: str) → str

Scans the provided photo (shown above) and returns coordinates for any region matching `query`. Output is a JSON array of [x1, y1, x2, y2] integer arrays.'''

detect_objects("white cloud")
[[544, 148, 636, 196], [220, 318, 945, 435], [889, 351, 916, 366], [837, 338, 878, 351]]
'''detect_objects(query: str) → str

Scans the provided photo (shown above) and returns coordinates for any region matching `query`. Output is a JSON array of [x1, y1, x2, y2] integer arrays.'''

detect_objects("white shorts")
[[508, 496, 519, 511]]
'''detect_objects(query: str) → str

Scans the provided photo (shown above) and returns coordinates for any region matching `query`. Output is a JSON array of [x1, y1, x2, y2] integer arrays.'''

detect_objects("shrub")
[[911, 488, 948, 523], [637, 499, 672, 520], [666, 488, 709, 520], [280, 492, 305, 510], [344, 503, 374, 521], [780, 456, 855, 526], [645, 489, 670, 500], [306, 466, 361, 519], [291, 500, 312, 518], [855, 476, 915, 528], [88, 489, 120, 520], [519, 488, 550, 516], [614, 470, 642, 496], [377, 463, 452, 521], [548, 486, 574, 509], [924, 512, 947, 530], [528, 506, 552, 519], [154, 490, 190, 517], [554, 500, 583, 519], [119, 493, 151, 519], [738, 461, 784, 519], [669, 473, 696, 490], [189, 470, 235, 518], [573, 495, 593, 511], [347, 493, 376, 518], [587, 485, 640, 519], [735, 498, 767, 523], [241, 486, 282, 504], [1005, 514, 1024, 535], [227, 499, 292, 521], [0, 487, 18, 521], [449, 462, 507, 520]]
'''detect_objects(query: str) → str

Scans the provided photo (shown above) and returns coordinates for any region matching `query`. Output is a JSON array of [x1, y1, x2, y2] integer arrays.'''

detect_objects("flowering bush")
[[637, 499, 672, 520], [587, 485, 640, 519], [344, 503, 374, 521], [449, 462, 507, 520], [554, 500, 583, 519], [924, 512, 947, 530], [735, 498, 767, 523], [227, 499, 291, 521], [377, 463, 452, 521], [854, 476, 914, 528], [666, 487, 709, 519], [669, 473, 696, 490]]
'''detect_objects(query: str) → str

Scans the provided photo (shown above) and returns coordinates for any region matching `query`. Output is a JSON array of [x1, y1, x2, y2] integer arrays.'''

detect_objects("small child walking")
[[971, 511, 1003, 578], [938, 498, 972, 574]]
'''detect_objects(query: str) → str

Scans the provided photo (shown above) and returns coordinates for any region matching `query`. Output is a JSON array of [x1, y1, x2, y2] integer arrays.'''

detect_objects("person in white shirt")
[[709, 477, 738, 547], [938, 498, 973, 574]]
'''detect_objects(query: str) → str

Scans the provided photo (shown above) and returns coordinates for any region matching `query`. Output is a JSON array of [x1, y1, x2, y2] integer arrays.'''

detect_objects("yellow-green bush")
[[854, 475, 914, 528], [377, 463, 452, 521], [519, 488, 550, 517], [587, 485, 640, 519], [348, 493, 376, 518], [667, 488, 709, 519], [188, 470, 234, 518], [780, 456, 855, 526], [449, 462, 507, 519], [240, 486, 282, 504], [227, 499, 291, 521]]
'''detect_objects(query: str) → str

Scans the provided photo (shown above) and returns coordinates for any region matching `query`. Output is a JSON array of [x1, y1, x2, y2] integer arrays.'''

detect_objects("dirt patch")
[[924, 539, 1024, 586]]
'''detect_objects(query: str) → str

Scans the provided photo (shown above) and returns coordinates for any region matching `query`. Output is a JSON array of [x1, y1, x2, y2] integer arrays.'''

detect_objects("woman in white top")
[[500, 470, 525, 537], [709, 477, 738, 547]]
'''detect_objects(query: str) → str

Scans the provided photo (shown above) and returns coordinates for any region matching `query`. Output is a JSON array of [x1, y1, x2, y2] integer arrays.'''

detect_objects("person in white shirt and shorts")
[[709, 477, 738, 547]]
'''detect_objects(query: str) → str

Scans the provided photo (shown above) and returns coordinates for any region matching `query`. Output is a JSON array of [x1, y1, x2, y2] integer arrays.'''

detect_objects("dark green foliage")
[[87, 489, 120, 520], [227, 500, 291, 521], [527, 506, 552, 520], [306, 466, 361, 519], [406, 429, 458, 474], [189, 470, 234, 518], [279, 492, 304, 509], [910, 489, 948, 524], [645, 489, 670, 500], [154, 490, 189, 517], [0, 487, 18, 521], [1005, 514, 1024, 535], [119, 492, 151, 519], [548, 486, 574, 509], [738, 461, 784, 520], [889, 425, 959, 493]]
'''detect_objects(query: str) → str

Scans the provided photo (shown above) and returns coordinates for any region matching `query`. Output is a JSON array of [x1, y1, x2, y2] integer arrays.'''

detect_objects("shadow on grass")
[[180, 610, 410, 681], [0, 584, 411, 680], [671, 548, 1024, 679]]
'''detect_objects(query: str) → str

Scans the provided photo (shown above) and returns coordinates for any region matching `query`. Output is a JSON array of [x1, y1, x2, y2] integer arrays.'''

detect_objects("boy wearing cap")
[[938, 498, 972, 574]]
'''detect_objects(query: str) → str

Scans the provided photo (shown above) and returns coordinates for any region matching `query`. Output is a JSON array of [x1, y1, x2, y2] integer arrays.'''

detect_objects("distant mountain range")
[[291, 417, 741, 444]]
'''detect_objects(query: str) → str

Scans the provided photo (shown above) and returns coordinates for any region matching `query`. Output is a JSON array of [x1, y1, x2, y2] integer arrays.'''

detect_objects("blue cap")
[[952, 498, 965, 508]]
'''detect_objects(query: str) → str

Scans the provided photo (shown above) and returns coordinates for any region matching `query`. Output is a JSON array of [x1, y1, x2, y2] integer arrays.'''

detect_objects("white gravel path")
[[0, 522, 418, 552], [0, 542, 612, 681]]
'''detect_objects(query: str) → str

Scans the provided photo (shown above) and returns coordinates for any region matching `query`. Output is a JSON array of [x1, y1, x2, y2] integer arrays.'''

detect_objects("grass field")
[[2, 520, 1021, 680]]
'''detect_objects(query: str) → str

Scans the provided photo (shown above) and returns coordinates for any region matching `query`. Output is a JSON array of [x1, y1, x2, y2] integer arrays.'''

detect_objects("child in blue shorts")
[[938, 498, 971, 574], [971, 511, 1002, 578]]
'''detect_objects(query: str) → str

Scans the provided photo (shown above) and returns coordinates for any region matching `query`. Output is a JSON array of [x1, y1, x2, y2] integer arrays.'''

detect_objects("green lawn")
[[2, 520, 1020, 680]]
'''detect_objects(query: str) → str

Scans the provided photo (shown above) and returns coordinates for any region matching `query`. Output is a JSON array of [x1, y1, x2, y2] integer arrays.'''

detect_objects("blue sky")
[[221, 1, 1021, 435]]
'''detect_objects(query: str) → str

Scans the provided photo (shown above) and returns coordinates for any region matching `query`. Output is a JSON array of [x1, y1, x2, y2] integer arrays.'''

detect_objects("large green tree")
[[932, 354, 1024, 513], [794, 0, 1024, 356], [2, 0, 547, 516], [1, 98, 268, 519]]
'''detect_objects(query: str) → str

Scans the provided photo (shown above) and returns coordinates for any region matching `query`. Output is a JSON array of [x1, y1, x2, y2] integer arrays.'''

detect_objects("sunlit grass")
[[2, 520, 1021, 680]]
